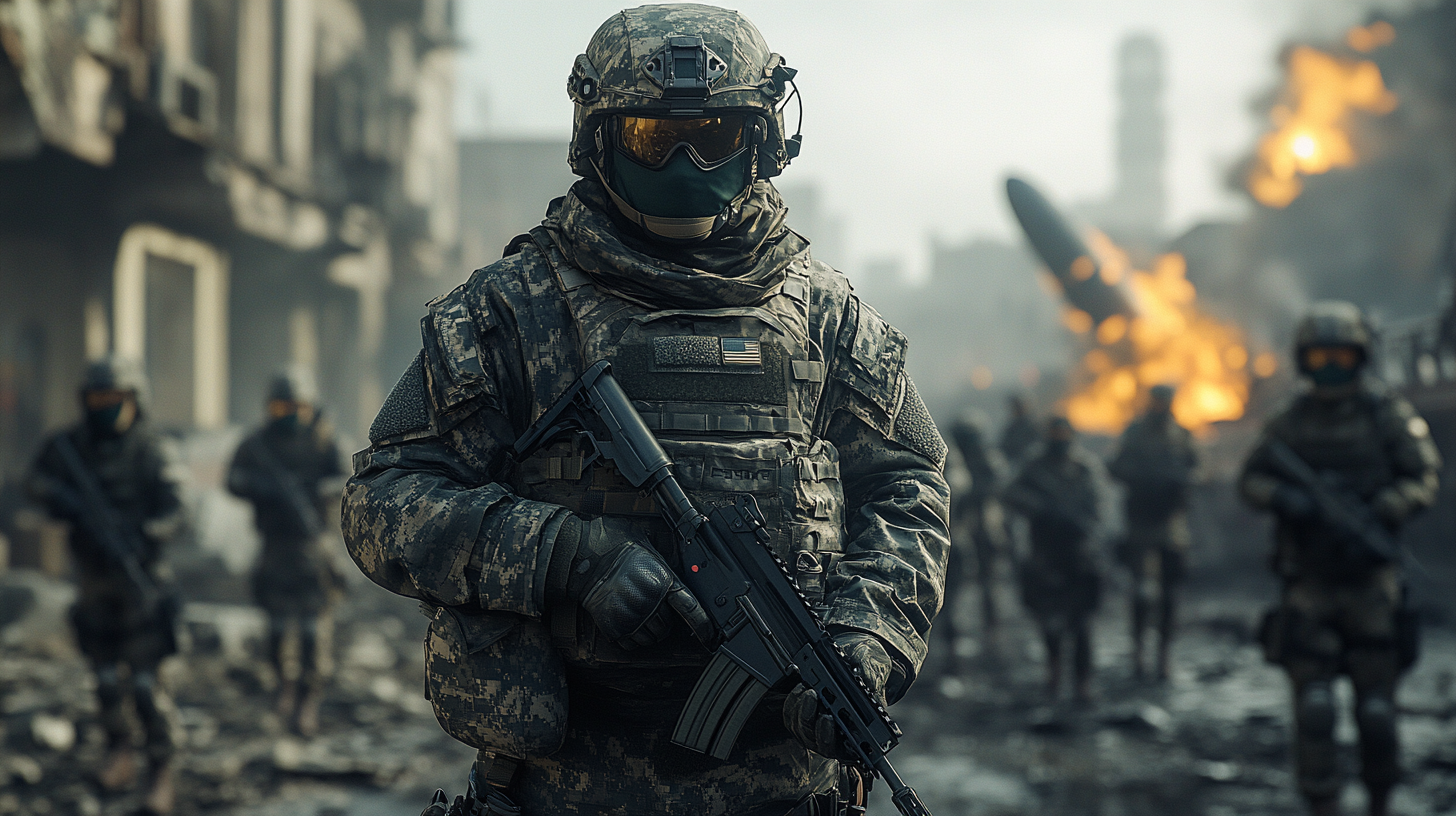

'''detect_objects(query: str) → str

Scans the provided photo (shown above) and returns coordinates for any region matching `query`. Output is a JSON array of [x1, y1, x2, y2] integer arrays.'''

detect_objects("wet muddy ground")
[[1, 560, 1453, 816]]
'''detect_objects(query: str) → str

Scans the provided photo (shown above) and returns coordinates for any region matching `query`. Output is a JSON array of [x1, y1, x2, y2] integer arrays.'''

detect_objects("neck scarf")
[[542, 179, 809, 310]]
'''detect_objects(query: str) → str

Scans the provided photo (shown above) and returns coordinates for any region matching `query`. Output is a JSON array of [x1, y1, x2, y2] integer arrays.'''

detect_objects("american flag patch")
[[720, 338, 762, 366]]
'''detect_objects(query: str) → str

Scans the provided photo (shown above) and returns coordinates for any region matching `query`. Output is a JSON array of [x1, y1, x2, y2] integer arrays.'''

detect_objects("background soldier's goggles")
[[1301, 345, 1362, 371], [616, 115, 748, 170], [82, 389, 133, 410]]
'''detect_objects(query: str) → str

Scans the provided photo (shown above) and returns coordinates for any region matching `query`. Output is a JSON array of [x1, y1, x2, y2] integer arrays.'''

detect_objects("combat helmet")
[[1294, 301, 1372, 389], [1295, 301, 1371, 363], [81, 354, 149, 405], [1295, 301, 1371, 352], [268, 364, 319, 406], [566, 4, 801, 241]]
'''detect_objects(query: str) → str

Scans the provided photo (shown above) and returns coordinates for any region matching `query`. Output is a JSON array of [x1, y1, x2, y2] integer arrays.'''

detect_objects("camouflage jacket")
[[26, 422, 183, 604], [227, 416, 342, 542], [342, 184, 949, 809], [1240, 380, 1441, 579], [1107, 412, 1197, 523], [1001, 449, 1101, 553]]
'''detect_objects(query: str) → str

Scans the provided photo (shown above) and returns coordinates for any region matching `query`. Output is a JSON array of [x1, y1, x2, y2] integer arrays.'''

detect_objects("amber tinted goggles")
[[1302, 345, 1362, 371], [616, 115, 749, 170]]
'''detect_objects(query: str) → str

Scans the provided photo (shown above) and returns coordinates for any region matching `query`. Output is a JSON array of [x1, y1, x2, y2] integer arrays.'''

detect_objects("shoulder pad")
[[421, 270, 502, 416], [369, 351, 432, 445], [832, 296, 908, 430]]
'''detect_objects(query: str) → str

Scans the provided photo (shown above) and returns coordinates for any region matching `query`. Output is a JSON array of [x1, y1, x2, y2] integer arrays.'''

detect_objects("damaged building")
[[0, 0, 458, 495]]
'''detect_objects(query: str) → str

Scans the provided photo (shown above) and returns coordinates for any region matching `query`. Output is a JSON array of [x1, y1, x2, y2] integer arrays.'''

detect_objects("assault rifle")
[[52, 435, 172, 623], [244, 435, 324, 538], [1004, 467, 1096, 536], [511, 361, 932, 816], [1264, 438, 1400, 566]]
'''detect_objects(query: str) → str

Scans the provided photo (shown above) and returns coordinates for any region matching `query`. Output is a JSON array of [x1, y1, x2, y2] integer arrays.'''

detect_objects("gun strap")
[[54, 435, 136, 551], [473, 750, 520, 792], [246, 436, 321, 528]]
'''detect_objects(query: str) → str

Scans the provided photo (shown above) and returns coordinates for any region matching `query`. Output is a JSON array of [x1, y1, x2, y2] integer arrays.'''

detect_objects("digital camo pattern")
[[425, 608, 569, 759], [567, 4, 795, 177], [342, 178, 949, 811], [1239, 381, 1440, 804]]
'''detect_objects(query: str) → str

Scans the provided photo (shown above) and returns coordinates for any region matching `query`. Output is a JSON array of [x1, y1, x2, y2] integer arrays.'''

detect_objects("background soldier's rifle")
[[1007, 466, 1096, 536], [512, 361, 933, 816], [245, 435, 324, 538], [1264, 437, 1400, 566], [52, 435, 173, 625]]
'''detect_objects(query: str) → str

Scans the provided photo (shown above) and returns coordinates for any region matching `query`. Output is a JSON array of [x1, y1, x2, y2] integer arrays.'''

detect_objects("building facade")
[[0, 0, 458, 484]]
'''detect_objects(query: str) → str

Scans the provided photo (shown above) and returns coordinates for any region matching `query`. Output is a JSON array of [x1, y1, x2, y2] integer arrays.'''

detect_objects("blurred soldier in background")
[[228, 368, 344, 738], [1001, 417, 1102, 703], [998, 394, 1041, 467], [1241, 301, 1441, 816], [947, 413, 1008, 650], [1107, 384, 1197, 682], [343, 5, 949, 815], [25, 356, 184, 814]]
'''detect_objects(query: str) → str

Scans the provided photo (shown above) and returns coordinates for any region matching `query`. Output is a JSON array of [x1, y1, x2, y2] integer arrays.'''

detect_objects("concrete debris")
[[27, 714, 74, 753], [0, 558, 1452, 815]]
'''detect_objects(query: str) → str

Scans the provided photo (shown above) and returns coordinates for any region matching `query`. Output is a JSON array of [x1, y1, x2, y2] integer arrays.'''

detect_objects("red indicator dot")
[[691, 565, 699, 572]]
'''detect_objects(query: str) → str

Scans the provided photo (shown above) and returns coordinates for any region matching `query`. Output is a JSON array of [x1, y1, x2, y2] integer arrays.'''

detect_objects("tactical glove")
[[782, 632, 893, 759], [547, 515, 711, 650], [1271, 485, 1316, 521], [1371, 488, 1409, 528]]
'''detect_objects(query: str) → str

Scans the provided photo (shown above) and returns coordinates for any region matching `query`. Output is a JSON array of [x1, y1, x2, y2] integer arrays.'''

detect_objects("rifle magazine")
[[671, 650, 769, 760]]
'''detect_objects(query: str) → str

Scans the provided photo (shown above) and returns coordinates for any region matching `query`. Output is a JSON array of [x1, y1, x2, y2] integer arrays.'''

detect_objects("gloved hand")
[[547, 515, 711, 650], [782, 632, 893, 759], [1371, 488, 1408, 528], [1271, 485, 1316, 521]]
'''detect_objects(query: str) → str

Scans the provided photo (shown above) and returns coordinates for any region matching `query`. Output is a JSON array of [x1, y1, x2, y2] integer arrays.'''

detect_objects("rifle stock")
[[511, 361, 932, 816]]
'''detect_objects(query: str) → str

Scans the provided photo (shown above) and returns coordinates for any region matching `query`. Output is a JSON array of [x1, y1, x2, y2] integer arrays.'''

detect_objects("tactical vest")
[[508, 230, 845, 615], [1273, 392, 1395, 501]]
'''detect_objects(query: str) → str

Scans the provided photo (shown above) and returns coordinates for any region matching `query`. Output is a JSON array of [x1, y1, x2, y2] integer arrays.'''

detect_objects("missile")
[[1005, 176, 1133, 325]]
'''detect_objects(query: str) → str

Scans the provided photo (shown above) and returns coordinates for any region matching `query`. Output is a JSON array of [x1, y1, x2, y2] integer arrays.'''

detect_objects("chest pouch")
[[423, 606, 568, 759]]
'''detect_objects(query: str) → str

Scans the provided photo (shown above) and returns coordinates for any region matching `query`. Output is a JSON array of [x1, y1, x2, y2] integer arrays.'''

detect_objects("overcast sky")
[[455, 0, 1412, 277]]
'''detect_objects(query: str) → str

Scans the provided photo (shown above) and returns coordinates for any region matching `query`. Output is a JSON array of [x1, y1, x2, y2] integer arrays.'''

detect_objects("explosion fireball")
[[1061, 233, 1268, 437], [1245, 29, 1398, 208]]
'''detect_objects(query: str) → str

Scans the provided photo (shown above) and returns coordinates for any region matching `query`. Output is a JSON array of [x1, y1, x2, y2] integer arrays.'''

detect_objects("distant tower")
[[1105, 34, 1166, 242]]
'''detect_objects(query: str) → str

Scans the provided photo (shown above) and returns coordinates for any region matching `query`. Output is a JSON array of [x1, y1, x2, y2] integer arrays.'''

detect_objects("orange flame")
[[1063, 234, 1268, 436], [1246, 36, 1398, 208]]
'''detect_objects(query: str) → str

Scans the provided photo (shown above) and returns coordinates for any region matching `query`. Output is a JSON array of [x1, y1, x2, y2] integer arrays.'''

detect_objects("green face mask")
[[609, 148, 751, 219]]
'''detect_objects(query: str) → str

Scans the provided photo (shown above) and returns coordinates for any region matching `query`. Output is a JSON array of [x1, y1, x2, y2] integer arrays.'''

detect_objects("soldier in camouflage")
[[1241, 302, 1441, 816], [1107, 384, 1197, 682], [342, 5, 950, 815], [1000, 417, 1102, 703], [25, 356, 184, 814], [228, 368, 345, 737], [998, 394, 1040, 468]]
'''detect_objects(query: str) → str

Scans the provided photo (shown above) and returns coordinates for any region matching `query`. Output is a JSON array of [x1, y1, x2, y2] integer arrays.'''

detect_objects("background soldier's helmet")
[[566, 3, 800, 180], [268, 365, 319, 405], [1294, 300, 1372, 362], [81, 354, 149, 405]]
